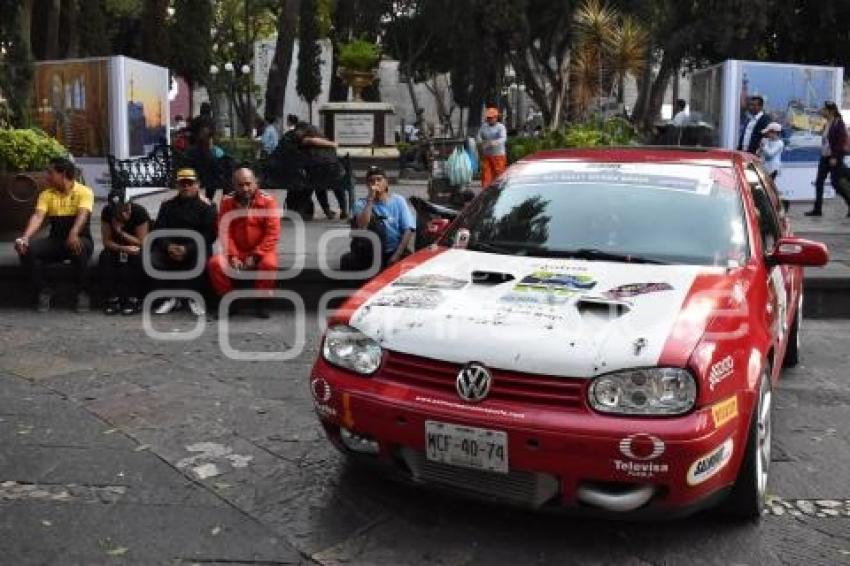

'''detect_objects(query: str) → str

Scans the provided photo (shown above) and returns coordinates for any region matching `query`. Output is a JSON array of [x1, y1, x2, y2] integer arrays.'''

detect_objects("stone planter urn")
[[338, 68, 378, 102], [0, 171, 47, 237]]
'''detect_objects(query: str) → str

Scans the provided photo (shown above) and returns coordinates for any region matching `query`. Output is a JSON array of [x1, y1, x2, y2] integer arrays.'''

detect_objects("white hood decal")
[[351, 250, 722, 378]]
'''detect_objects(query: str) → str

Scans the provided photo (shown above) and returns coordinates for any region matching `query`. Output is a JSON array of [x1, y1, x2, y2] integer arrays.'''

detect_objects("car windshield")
[[447, 161, 749, 266]]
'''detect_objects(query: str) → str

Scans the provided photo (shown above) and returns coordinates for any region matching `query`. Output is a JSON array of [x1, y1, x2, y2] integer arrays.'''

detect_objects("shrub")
[[338, 39, 380, 72], [506, 118, 640, 163], [217, 137, 259, 164], [0, 129, 68, 173]]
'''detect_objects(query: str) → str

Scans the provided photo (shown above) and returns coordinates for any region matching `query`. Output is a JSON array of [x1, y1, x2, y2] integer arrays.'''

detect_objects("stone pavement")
[[0, 310, 849, 565]]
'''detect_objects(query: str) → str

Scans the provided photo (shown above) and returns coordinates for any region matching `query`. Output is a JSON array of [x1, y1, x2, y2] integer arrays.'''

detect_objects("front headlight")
[[322, 325, 383, 375], [588, 368, 697, 416]]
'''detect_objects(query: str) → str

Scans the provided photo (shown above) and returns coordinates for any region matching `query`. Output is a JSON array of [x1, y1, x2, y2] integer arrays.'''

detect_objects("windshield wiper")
[[527, 247, 669, 264], [467, 241, 523, 255]]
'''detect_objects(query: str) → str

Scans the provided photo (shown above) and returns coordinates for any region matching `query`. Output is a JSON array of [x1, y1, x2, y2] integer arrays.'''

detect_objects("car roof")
[[520, 146, 752, 166]]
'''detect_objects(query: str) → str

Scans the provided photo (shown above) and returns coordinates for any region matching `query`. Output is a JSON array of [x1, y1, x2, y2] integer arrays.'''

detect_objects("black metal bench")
[[107, 144, 173, 198]]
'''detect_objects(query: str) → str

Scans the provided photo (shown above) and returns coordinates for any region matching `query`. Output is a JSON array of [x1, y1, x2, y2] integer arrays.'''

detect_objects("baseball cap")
[[175, 168, 198, 183], [365, 165, 386, 181], [761, 122, 782, 134]]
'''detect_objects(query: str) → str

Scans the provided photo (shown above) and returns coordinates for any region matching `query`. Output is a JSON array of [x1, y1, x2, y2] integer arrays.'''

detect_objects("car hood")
[[349, 249, 731, 378]]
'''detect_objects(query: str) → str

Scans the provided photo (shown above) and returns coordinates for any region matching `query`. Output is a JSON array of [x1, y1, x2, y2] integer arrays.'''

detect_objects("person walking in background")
[[99, 191, 151, 315], [256, 114, 280, 156], [672, 99, 689, 127], [184, 123, 231, 202], [208, 168, 280, 318], [806, 101, 850, 217], [738, 95, 771, 154], [757, 122, 788, 211], [477, 107, 507, 187], [14, 157, 94, 313]]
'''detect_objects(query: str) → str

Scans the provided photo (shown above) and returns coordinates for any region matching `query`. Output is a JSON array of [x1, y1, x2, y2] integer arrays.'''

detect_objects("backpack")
[[342, 211, 388, 271]]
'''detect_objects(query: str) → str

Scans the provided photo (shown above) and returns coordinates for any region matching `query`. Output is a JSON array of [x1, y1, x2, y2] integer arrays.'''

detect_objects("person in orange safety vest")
[[208, 167, 280, 318]]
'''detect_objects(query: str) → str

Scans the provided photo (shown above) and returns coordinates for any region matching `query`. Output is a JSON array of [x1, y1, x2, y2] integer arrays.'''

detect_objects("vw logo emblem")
[[456, 363, 492, 403]]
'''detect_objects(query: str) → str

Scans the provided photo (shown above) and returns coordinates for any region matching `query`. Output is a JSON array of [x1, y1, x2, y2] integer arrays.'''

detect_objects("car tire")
[[720, 367, 772, 520], [782, 299, 801, 368]]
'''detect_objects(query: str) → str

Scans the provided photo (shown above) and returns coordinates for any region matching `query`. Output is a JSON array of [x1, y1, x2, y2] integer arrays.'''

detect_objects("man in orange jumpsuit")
[[477, 107, 508, 187], [208, 167, 281, 318]]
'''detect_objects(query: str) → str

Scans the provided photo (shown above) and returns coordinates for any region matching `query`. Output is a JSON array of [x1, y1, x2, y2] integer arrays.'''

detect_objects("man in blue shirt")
[[351, 166, 416, 267]]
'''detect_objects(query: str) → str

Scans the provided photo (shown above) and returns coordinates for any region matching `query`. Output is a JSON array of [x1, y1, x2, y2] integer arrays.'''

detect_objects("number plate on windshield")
[[425, 420, 508, 474]]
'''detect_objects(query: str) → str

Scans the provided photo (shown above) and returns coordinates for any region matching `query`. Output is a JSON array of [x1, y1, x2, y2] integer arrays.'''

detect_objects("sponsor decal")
[[709, 355, 734, 390], [455, 228, 470, 249], [342, 392, 354, 429], [613, 459, 670, 479], [687, 438, 733, 486], [393, 274, 468, 290], [633, 337, 648, 356], [711, 396, 738, 429], [311, 377, 332, 403], [372, 288, 444, 309], [603, 282, 674, 299], [501, 270, 596, 305], [619, 433, 665, 461]]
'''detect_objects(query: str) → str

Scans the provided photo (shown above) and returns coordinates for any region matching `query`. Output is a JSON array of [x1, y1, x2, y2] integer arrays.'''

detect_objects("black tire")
[[782, 307, 800, 368], [720, 369, 772, 520]]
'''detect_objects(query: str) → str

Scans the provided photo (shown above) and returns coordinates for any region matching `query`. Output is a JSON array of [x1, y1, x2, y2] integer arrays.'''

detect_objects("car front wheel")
[[721, 367, 772, 520]]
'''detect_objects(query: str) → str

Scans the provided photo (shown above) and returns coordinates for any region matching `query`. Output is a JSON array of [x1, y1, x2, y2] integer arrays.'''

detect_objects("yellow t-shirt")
[[35, 182, 94, 239]]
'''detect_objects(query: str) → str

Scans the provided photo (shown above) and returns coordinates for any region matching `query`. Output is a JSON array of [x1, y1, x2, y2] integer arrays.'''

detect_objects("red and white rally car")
[[310, 148, 828, 518]]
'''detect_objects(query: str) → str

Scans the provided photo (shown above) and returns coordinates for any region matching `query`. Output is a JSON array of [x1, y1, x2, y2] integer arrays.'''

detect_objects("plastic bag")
[[447, 147, 472, 187], [465, 137, 479, 174]]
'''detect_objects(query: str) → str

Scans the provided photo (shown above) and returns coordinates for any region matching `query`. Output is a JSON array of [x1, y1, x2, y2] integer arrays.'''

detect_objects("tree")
[[297, 0, 322, 121], [140, 0, 170, 66], [265, 0, 299, 120], [169, 0, 213, 89], [78, 0, 110, 56], [329, 0, 383, 102], [0, 0, 35, 127]]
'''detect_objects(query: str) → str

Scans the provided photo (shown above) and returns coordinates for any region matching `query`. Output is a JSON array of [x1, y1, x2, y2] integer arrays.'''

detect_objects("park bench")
[[107, 143, 173, 198]]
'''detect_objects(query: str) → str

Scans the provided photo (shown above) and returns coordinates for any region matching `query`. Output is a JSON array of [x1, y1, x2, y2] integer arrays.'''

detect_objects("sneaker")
[[187, 298, 206, 316], [154, 297, 180, 315], [36, 290, 52, 313], [253, 299, 270, 319], [104, 297, 121, 315], [121, 297, 141, 315], [804, 210, 822, 217], [75, 291, 91, 313]]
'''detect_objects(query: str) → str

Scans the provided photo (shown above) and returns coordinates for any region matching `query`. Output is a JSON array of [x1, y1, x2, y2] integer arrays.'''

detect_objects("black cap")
[[365, 165, 386, 180]]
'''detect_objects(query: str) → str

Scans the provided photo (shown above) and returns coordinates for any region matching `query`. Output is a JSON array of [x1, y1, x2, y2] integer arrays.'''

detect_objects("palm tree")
[[610, 16, 649, 105], [571, 0, 618, 118]]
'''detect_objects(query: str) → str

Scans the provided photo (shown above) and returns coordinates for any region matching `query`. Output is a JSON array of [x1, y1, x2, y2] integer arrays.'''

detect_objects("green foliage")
[[297, 0, 322, 105], [507, 118, 639, 163], [0, 129, 68, 172], [338, 39, 380, 72], [170, 0, 213, 86], [217, 137, 259, 163]]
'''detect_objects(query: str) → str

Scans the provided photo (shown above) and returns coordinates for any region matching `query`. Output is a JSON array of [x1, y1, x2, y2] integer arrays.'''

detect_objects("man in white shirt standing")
[[738, 95, 771, 154], [672, 99, 689, 127]]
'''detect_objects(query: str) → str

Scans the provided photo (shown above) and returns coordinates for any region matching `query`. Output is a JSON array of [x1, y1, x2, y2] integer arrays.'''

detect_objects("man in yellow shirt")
[[14, 157, 95, 312]]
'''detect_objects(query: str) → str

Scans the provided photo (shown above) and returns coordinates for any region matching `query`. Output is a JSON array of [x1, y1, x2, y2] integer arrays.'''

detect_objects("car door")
[[745, 164, 793, 351]]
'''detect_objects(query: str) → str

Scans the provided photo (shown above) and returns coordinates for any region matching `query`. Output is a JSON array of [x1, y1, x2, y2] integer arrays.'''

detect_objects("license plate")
[[425, 421, 508, 474]]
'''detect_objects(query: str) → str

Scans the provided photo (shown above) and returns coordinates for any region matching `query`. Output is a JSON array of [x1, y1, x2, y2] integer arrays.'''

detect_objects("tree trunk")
[[550, 53, 570, 128], [641, 56, 676, 132], [64, 0, 79, 58], [264, 0, 298, 121], [45, 0, 61, 60], [405, 64, 423, 129]]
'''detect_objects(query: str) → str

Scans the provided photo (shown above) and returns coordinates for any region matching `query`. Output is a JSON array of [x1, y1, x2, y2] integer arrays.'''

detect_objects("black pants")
[[813, 155, 850, 212], [19, 237, 93, 294], [99, 249, 144, 299], [315, 184, 347, 215], [148, 246, 208, 294]]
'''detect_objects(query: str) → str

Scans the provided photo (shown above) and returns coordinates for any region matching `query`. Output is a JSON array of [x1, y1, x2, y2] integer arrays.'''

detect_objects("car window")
[[745, 165, 781, 254], [447, 162, 749, 267]]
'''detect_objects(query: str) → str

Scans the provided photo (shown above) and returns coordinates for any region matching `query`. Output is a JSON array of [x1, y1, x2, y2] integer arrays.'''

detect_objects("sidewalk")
[[0, 369, 299, 564]]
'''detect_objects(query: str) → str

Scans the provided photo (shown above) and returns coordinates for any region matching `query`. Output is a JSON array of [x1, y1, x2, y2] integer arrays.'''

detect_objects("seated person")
[[14, 157, 94, 313], [99, 191, 151, 315], [149, 168, 217, 316], [207, 167, 280, 318], [347, 166, 416, 270]]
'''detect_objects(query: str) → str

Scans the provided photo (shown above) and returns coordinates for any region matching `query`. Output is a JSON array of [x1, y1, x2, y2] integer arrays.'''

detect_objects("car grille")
[[398, 448, 559, 508], [379, 351, 586, 410]]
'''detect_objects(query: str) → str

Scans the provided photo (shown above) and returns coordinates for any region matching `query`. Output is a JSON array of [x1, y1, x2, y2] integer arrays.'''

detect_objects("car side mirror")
[[768, 237, 829, 267], [426, 218, 451, 239]]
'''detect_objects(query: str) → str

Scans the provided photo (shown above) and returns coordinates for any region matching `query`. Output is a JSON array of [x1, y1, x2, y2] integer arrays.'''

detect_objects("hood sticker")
[[372, 288, 445, 309], [603, 282, 674, 299], [501, 271, 597, 305], [393, 274, 468, 290]]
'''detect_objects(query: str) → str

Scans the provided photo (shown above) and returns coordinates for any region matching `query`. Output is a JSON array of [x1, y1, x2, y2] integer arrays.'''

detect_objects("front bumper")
[[310, 357, 752, 516]]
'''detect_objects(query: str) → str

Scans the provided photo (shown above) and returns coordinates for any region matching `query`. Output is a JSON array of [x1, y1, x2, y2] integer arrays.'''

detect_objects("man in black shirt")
[[149, 168, 217, 316], [99, 191, 151, 315]]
